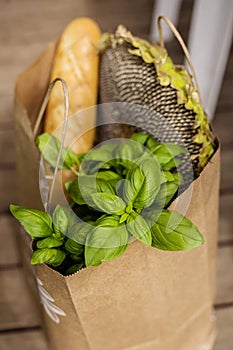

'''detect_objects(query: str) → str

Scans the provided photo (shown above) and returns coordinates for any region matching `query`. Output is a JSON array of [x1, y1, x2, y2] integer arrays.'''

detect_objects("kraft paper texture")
[[14, 43, 220, 350]]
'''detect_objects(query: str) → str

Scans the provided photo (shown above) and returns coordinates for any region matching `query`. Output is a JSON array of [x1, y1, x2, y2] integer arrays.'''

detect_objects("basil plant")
[[10, 132, 203, 275]]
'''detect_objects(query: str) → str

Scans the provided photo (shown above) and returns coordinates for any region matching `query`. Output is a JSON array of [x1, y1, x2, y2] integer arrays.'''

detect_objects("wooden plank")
[[0, 308, 232, 350], [219, 194, 233, 243], [0, 329, 48, 350], [0, 129, 15, 165], [215, 80, 233, 113], [0, 268, 41, 330], [214, 306, 233, 350], [220, 146, 233, 191], [0, 168, 17, 213], [0, 0, 153, 95], [0, 95, 14, 125], [0, 214, 21, 266], [216, 246, 233, 304], [213, 112, 233, 147]]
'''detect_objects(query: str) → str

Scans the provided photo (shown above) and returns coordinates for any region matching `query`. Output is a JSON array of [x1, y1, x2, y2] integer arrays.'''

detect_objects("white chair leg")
[[150, 0, 183, 42], [188, 0, 233, 119]]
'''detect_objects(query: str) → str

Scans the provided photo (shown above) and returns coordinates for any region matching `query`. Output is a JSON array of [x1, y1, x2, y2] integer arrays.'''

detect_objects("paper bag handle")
[[33, 77, 69, 213], [157, 15, 200, 98]]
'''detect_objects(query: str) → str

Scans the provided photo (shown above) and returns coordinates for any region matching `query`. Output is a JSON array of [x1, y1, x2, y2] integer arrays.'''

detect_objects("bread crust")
[[44, 18, 101, 154]]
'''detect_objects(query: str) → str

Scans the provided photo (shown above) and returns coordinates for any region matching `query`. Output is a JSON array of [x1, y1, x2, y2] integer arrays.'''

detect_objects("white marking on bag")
[[36, 277, 66, 324]]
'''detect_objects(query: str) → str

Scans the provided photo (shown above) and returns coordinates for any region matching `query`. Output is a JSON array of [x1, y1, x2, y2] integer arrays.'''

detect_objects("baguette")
[[44, 17, 101, 154]]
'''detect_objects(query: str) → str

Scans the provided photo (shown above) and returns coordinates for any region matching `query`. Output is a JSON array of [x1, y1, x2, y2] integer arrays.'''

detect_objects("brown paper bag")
[[14, 44, 220, 350]]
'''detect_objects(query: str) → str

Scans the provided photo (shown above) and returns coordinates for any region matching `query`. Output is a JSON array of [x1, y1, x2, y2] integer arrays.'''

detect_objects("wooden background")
[[0, 0, 232, 349]]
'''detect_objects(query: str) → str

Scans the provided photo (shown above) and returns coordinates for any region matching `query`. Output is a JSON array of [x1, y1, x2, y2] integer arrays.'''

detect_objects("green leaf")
[[119, 212, 129, 224], [145, 136, 160, 153], [72, 205, 101, 224], [95, 214, 120, 227], [80, 143, 118, 174], [151, 209, 204, 251], [52, 205, 68, 236], [85, 222, 129, 267], [91, 192, 126, 215], [126, 213, 152, 245], [133, 157, 161, 209], [65, 238, 84, 255], [116, 179, 135, 205], [31, 248, 66, 267], [96, 170, 121, 182], [125, 163, 145, 200], [154, 171, 182, 208], [67, 174, 117, 207], [80, 160, 111, 175], [59, 206, 87, 239], [162, 158, 183, 171], [130, 132, 149, 145], [114, 140, 144, 167], [67, 176, 97, 205], [36, 237, 64, 249], [152, 143, 187, 169], [65, 262, 85, 275], [155, 182, 178, 208], [10, 205, 53, 239], [82, 143, 117, 163], [66, 178, 87, 205], [70, 254, 85, 262], [96, 178, 116, 195], [36, 133, 82, 170]]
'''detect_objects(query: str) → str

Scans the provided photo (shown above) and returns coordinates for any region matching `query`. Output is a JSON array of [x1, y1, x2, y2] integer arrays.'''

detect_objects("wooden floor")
[[0, 0, 232, 349]]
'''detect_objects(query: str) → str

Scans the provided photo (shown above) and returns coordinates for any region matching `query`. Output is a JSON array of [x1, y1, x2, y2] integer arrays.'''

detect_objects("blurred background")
[[0, 0, 232, 349]]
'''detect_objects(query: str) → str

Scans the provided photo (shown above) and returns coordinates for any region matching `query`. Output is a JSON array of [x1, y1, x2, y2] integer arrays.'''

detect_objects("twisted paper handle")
[[33, 77, 69, 213], [157, 15, 201, 100]]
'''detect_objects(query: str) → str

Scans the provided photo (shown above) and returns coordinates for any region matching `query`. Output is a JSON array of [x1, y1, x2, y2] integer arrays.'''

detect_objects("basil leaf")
[[31, 248, 66, 267], [65, 262, 85, 275], [127, 213, 152, 245], [154, 142, 187, 158], [10, 205, 53, 239], [36, 237, 64, 249], [36, 133, 82, 170], [67, 175, 117, 207], [67, 176, 97, 205], [59, 206, 88, 240], [145, 135, 160, 152], [69, 223, 92, 245], [80, 160, 111, 175], [126, 163, 145, 199], [91, 192, 126, 215], [96, 170, 121, 182], [52, 205, 68, 236], [65, 238, 84, 255], [133, 156, 161, 209], [151, 209, 204, 251], [155, 182, 178, 208], [152, 143, 187, 168], [116, 179, 135, 205], [131, 132, 149, 145], [172, 172, 183, 186], [114, 140, 144, 167], [72, 204, 101, 223], [83, 143, 117, 162], [141, 207, 161, 227], [80, 143, 118, 174], [66, 178, 87, 205], [85, 224, 129, 267], [95, 214, 120, 227], [96, 178, 116, 195], [162, 158, 183, 171], [161, 171, 176, 183], [70, 254, 84, 263]]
